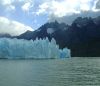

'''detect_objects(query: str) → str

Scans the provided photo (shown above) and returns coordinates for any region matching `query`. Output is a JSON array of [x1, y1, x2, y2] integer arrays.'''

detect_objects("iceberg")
[[0, 38, 71, 59]]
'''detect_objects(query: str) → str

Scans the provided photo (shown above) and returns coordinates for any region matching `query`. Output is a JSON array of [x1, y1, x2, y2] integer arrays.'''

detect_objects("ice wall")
[[0, 38, 71, 59]]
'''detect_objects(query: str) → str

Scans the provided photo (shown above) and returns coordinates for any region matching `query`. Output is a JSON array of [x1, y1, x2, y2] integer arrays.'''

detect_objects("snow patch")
[[47, 28, 54, 34]]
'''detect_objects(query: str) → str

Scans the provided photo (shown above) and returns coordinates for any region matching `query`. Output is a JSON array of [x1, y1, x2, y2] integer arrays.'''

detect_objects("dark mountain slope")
[[16, 16, 100, 56]]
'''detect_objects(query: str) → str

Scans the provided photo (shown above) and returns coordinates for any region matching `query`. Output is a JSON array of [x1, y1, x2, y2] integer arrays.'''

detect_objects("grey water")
[[0, 58, 100, 86]]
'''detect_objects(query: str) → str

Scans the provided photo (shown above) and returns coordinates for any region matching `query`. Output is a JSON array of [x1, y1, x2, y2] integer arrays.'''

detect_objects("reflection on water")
[[0, 58, 100, 86]]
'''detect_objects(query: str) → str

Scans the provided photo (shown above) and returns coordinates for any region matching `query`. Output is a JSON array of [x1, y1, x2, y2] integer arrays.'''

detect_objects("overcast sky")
[[0, 0, 100, 36]]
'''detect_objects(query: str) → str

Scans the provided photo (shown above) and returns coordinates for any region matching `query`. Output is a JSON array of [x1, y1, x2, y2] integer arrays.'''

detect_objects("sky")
[[0, 0, 100, 36]]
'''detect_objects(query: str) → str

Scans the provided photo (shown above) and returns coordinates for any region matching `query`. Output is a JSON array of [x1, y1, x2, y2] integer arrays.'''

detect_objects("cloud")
[[1, 0, 13, 5], [0, 17, 33, 36], [0, 0, 34, 12], [5, 5, 15, 11], [36, 0, 100, 17], [36, 2, 49, 15], [0, 0, 15, 11], [0, 0, 99, 30], [96, 0, 100, 9], [21, 0, 34, 12], [0, 0, 99, 17], [48, 11, 100, 25], [22, 2, 31, 11]]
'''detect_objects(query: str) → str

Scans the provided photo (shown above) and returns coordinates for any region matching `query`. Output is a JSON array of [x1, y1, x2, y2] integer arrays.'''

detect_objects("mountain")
[[67, 17, 100, 56], [16, 16, 100, 57], [17, 21, 68, 40], [0, 33, 12, 38]]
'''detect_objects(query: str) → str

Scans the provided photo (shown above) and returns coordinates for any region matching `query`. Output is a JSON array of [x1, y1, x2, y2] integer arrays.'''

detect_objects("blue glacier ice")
[[0, 38, 71, 59]]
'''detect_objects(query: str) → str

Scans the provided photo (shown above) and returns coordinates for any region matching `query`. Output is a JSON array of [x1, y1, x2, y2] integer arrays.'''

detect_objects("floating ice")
[[0, 38, 71, 59]]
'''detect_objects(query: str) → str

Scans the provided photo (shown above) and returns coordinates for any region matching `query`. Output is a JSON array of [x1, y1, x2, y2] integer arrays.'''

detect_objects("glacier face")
[[0, 38, 71, 59]]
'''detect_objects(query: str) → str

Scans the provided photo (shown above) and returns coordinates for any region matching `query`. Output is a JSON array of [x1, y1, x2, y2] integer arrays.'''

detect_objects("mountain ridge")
[[1, 16, 100, 57]]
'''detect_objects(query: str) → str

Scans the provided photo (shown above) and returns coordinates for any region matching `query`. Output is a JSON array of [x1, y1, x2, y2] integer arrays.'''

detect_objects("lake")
[[0, 57, 100, 86]]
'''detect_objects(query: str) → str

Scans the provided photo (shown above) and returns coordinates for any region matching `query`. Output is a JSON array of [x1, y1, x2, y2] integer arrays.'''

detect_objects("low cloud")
[[0, 17, 33, 36], [48, 11, 100, 25], [96, 0, 100, 9], [45, 0, 100, 25]]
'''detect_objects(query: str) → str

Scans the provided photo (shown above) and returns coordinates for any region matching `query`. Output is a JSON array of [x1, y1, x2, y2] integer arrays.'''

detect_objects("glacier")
[[0, 38, 71, 59]]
